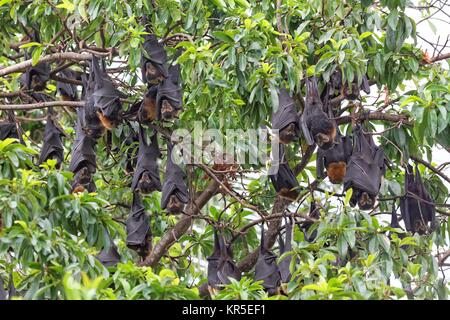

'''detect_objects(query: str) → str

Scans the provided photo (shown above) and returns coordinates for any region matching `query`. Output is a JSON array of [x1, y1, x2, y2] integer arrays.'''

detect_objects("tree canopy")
[[0, 0, 449, 300]]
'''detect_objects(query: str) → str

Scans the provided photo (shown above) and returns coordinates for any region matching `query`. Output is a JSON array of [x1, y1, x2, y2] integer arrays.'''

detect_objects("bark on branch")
[[0, 52, 98, 77], [140, 179, 220, 268], [0, 101, 84, 110]]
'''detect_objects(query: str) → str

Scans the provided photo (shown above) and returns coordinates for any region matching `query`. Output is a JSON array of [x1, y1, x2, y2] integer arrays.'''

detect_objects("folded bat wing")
[[38, 116, 65, 166], [269, 145, 299, 193], [343, 126, 385, 196], [272, 88, 298, 131], [141, 34, 169, 80], [155, 65, 183, 118], [278, 219, 293, 283], [161, 143, 190, 209], [0, 123, 19, 141], [131, 126, 162, 191], [57, 69, 78, 100], [126, 192, 151, 248], [255, 224, 281, 293], [207, 230, 222, 287], [97, 237, 121, 267], [216, 234, 241, 285]]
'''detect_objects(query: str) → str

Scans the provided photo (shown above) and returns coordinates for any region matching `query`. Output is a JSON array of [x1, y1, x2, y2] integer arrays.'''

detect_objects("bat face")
[[279, 123, 299, 144], [145, 61, 165, 84], [166, 194, 184, 214], [138, 90, 158, 122], [31, 74, 46, 91], [326, 161, 347, 184], [312, 123, 336, 150], [137, 171, 158, 194], [302, 77, 337, 150], [160, 99, 180, 120], [358, 191, 376, 210]]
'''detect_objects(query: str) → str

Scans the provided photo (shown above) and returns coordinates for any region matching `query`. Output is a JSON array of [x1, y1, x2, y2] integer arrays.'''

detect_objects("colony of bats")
[[0, 22, 438, 298]]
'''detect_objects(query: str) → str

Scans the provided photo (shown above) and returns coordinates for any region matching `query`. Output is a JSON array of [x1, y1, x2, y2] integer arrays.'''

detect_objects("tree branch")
[[0, 101, 84, 110], [411, 156, 450, 184], [140, 179, 220, 268], [0, 52, 104, 77]]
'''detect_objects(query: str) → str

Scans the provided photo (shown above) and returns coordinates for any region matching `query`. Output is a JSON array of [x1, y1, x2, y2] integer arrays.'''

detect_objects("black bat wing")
[[343, 126, 383, 196], [269, 145, 299, 193], [131, 127, 161, 191], [141, 34, 169, 80], [207, 230, 222, 287], [217, 234, 241, 285], [0, 123, 18, 141], [279, 219, 293, 283], [38, 116, 65, 165], [272, 88, 298, 131], [97, 237, 121, 267], [414, 165, 436, 229], [126, 192, 150, 248], [57, 69, 78, 99], [254, 224, 281, 292], [155, 65, 183, 117]]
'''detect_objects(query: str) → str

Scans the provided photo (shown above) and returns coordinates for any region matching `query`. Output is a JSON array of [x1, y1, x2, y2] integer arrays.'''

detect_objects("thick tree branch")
[[140, 179, 220, 268], [0, 52, 105, 77], [411, 156, 450, 184], [0, 101, 84, 110], [237, 195, 291, 272]]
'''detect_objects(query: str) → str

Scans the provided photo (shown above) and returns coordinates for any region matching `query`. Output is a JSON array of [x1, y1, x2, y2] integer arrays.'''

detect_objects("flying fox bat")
[[91, 55, 126, 130], [269, 144, 299, 201], [81, 72, 105, 139], [138, 85, 158, 123], [316, 129, 353, 184], [300, 77, 337, 150], [207, 230, 241, 290], [131, 125, 161, 194], [97, 235, 121, 267], [124, 130, 139, 174], [69, 107, 97, 193], [57, 69, 78, 101], [325, 69, 371, 101], [400, 165, 436, 235], [255, 224, 281, 296], [272, 88, 300, 144], [141, 34, 169, 85], [161, 142, 190, 214], [126, 192, 151, 257], [278, 218, 293, 283], [343, 125, 386, 210], [21, 32, 50, 91], [38, 110, 65, 168], [0, 122, 19, 141], [156, 64, 183, 120]]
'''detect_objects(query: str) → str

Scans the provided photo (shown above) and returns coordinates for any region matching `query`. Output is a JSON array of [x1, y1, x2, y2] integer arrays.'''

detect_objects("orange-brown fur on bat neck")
[[96, 111, 114, 130], [326, 161, 346, 184], [61, 94, 74, 101], [279, 187, 298, 201], [140, 94, 157, 122], [71, 184, 86, 194]]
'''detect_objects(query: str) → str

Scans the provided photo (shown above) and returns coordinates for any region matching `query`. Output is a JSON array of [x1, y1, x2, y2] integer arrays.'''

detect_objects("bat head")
[[314, 125, 336, 150], [279, 123, 299, 144], [326, 161, 347, 184], [357, 191, 376, 210], [160, 99, 181, 120], [137, 171, 158, 194], [166, 194, 185, 214]]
